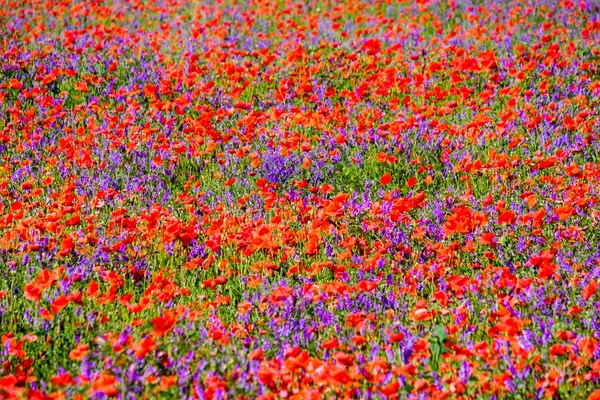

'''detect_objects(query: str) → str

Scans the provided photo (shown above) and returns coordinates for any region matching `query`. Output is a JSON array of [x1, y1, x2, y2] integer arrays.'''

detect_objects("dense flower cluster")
[[1, 0, 600, 398]]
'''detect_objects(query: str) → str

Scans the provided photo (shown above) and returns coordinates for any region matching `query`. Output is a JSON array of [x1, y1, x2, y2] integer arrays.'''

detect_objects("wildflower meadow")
[[1, 0, 600, 399]]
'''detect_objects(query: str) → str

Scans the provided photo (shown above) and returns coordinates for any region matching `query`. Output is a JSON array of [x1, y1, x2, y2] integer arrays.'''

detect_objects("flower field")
[[1, 0, 600, 398]]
